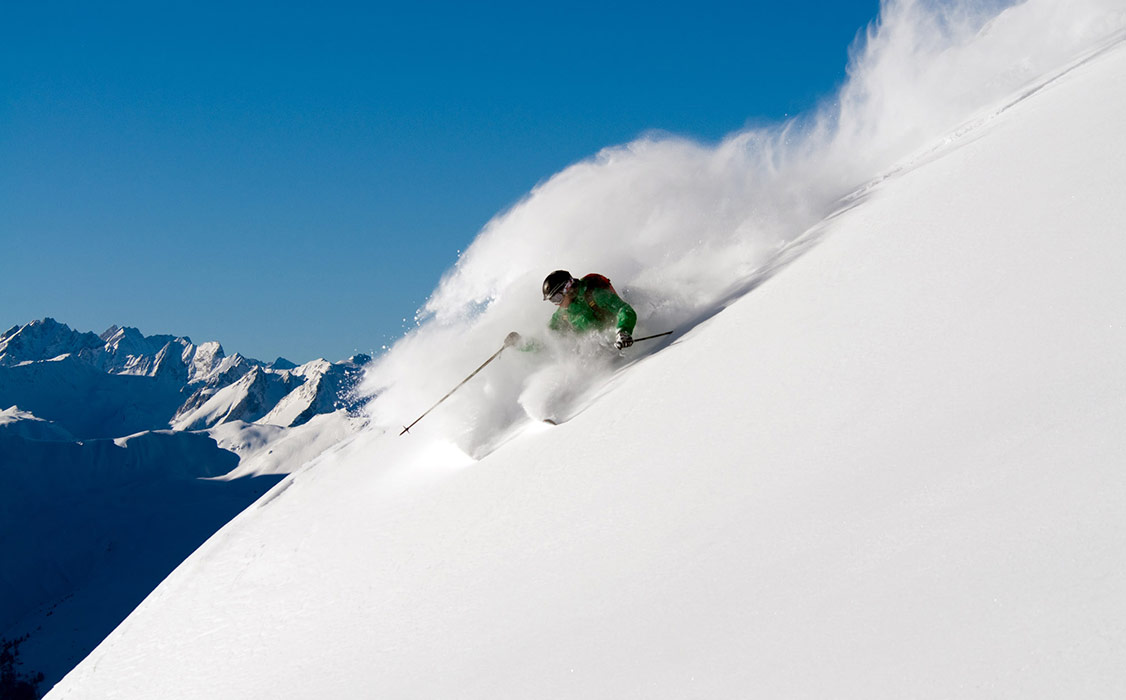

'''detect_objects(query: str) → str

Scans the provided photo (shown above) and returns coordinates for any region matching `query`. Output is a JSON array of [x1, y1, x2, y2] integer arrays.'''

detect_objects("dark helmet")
[[542, 270, 574, 302]]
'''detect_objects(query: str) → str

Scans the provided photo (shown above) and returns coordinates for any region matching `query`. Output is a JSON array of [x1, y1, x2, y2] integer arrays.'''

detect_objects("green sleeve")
[[548, 308, 564, 331], [591, 289, 637, 334], [517, 336, 544, 352]]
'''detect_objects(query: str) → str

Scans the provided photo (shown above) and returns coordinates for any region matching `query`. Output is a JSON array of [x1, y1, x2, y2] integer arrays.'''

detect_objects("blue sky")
[[2, 0, 879, 363]]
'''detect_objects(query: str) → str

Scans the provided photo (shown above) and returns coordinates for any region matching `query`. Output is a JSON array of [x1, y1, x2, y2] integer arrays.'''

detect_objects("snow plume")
[[361, 0, 1125, 454]]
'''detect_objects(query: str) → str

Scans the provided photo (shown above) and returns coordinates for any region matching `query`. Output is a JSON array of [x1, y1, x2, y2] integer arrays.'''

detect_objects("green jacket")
[[549, 278, 637, 335]]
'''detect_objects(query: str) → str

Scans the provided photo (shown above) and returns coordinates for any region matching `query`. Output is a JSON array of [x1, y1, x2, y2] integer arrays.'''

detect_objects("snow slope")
[[0, 406, 74, 442], [0, 429, 283, 688], [48, 16, 1126, 700]]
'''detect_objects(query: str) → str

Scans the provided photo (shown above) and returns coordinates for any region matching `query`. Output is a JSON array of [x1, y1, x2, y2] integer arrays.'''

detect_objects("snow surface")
[[0, 428, 282, 687], [208, 411, 367, 479], [47, 2, 1126, 697], [0, 406, 75, 442]]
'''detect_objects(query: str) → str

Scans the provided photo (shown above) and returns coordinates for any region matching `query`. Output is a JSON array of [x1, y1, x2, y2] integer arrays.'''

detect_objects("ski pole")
[[631, 330, 674, 343], [400, 332, 520, 436]]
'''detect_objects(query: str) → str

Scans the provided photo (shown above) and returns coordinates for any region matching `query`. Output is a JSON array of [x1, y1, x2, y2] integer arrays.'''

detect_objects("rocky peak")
[[0, 318, 103, 366]]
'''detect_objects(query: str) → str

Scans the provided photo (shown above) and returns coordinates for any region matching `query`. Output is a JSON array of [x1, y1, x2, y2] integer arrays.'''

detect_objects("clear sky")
[[1, 0, 880, 363]]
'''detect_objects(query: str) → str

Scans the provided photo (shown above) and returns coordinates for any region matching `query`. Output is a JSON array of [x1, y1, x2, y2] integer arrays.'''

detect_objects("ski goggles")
[[545, 279, 573, 304]]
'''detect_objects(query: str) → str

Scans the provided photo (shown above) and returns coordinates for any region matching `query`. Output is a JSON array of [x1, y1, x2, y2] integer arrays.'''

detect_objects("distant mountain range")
[[0, 317, 369, 440], [0, 318, 370, 690]]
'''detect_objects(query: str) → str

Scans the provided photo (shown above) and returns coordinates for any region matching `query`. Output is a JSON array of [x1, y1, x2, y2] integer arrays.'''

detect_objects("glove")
[[504, 331, 522, 347], [614, 330, 634, 350]]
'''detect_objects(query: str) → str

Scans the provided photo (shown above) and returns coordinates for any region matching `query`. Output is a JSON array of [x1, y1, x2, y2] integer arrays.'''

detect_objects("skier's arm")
[[592, 289, 637, 335], [504, 331, 545, 352], [548, 308, 564, 332]]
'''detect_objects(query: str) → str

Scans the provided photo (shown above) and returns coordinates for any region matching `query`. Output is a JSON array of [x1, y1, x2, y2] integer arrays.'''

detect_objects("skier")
[[402, 270, 643, 434], [540, 269, 637, 349]]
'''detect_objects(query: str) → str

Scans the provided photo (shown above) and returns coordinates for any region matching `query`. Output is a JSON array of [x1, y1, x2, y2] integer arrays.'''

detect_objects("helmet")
[[542, 270, 574, 303]]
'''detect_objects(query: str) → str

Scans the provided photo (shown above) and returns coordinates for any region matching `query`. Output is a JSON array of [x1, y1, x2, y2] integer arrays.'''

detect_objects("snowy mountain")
[[43, 2, 1126, 698], [0, 318, 370, 439], [0, 319, 370, 692]]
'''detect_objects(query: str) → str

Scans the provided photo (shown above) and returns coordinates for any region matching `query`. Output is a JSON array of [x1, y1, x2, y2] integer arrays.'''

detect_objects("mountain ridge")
[[0, 317, 369, 440]]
